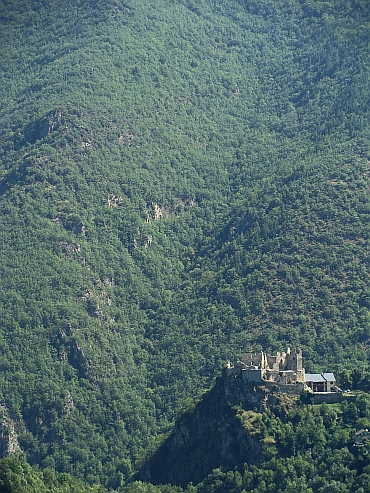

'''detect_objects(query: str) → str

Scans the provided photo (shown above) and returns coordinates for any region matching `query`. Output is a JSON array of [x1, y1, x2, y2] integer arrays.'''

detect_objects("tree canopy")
[[0, 0, 369, 488]]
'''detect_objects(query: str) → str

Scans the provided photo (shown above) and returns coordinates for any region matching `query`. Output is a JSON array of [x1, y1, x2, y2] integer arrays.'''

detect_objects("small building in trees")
[[354, 429, 370, 447], [305, 373, 336, 393]]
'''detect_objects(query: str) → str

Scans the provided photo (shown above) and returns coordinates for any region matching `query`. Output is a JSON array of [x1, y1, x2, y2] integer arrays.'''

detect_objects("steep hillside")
[[0, 0, 369, 487], [165, 154, 370, 374], [139, 373, 370, 492], [140, 376, 265, 487]]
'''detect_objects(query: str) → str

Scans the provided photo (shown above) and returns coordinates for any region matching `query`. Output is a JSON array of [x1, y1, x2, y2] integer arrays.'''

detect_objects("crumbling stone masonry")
[[226, 348, 305, 386]]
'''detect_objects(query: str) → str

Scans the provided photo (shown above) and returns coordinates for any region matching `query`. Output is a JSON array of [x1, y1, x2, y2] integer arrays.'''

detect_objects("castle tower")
[[293, 348, 303, 371], [285, 348, 302, 372], [261, 351, 268, 370]]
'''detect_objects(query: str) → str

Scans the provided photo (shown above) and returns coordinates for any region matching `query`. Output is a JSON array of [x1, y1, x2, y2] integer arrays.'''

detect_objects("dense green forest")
[[3, 390, 370, 493], [0, 0, 370, 489], [137, 385, 370, 493]]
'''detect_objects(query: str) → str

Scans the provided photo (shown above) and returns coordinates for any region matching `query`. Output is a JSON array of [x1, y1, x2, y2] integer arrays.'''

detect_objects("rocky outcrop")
[[23, 109, 63, 145], [0, 403, 23, 457], [38, 109, 63, 139], [225, 370, 301, 413], [139, 370, 302, 487], [55, 325, 92, 380], [139, 376, 264, 487]]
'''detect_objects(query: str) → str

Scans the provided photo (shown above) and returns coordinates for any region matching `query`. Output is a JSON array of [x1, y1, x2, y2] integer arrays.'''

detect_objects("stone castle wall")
[[229, 348, 305, 386], [313, 393, 343, 404]]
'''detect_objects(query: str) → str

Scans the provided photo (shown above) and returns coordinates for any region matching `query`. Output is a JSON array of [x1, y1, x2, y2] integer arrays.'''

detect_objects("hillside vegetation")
[[138, 377, 370, 493], [0, 0, 369, 488]]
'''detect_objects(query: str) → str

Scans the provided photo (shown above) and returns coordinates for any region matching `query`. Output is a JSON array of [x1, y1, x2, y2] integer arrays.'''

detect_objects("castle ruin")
[[226, 348, 342, 403], [226, 348, 305, 386]]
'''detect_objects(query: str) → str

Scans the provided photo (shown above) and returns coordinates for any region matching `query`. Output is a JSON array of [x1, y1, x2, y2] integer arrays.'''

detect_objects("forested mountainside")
[[139, 375, 370, 492], [0, 0, 369, 489]]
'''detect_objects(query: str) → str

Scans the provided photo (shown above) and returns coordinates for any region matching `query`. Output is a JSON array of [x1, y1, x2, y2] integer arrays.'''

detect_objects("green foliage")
[[158, 395, 370, 492], [0, 0, 369, 489], [0, 457, 105, 493]]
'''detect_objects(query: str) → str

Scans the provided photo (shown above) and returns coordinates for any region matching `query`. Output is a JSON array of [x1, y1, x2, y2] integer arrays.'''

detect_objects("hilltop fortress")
[[226, 348, 342, 404], [226, 348, 305, 386]]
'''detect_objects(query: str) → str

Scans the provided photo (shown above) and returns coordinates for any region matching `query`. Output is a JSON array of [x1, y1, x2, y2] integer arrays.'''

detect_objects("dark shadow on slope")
[[0, 160, 34, 197], [13, 108, 63, 151], [137, 376, 263, 488], [0, 109, 64, 198]]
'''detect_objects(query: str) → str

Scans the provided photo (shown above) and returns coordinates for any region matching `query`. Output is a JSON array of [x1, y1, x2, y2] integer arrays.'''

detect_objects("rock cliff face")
[[22, 109, 63, 146], [224, 371, 302, 413], [0, 403, 23, 458], [140, 373, 278, 487], [140, 371, 302, 487]]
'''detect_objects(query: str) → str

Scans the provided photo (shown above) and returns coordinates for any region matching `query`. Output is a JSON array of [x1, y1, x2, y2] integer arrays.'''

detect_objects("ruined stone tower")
[[285, 348, 303, 372]]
